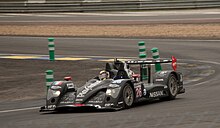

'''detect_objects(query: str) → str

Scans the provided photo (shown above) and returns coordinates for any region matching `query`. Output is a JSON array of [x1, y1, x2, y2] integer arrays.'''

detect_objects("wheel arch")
[[168, 71, 183, 87], [122, 80, 135, 108], [154, 70, 178, 85], [168, 71, 178, 83], [116, 80, 136, 106], [125, 80, 136, 97]]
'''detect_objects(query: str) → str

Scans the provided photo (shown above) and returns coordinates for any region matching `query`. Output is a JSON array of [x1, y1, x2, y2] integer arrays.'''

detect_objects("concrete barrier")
[[0, 0, 219, 13]]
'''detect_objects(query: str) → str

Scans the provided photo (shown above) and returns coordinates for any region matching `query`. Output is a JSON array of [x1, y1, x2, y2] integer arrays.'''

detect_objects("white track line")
[[0, 106, 40, 113], [0, 16, 12, 17], [181, 59, 220, 66]]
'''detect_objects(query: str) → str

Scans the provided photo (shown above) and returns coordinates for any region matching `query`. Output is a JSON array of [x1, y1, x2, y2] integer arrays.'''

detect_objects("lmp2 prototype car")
[[40, 57, 185, 112]]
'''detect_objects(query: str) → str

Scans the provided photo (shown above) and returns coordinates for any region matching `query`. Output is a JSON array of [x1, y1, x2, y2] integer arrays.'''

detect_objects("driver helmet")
[[99, 70, 110, 80]]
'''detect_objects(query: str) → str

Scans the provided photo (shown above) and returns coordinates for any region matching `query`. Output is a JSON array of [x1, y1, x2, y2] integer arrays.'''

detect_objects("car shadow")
[[133, 97, 185, 109], [40, 107, 116, 115], [40, 98, 185, 115]]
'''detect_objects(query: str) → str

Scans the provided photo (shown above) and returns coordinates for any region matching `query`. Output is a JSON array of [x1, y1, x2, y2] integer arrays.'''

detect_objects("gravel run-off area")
[[0, 24, 219, 39]]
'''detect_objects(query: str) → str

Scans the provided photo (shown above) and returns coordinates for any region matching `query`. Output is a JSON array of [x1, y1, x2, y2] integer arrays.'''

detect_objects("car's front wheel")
[[122, 83, 134, 108]]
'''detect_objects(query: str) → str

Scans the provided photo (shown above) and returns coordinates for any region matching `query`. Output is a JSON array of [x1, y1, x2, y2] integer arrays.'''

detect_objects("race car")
[[40, 57, 185, 112]]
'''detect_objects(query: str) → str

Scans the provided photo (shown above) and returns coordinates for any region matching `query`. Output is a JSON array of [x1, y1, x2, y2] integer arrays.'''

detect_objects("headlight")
[[47, 90, 61, 100], [106, 89, 112, 95], [53, 90, 61, 97], [106, 87, 121, 98]]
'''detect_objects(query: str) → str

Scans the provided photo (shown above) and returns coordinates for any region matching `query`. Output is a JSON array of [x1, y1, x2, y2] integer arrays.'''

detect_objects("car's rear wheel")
[[160, 74, 178, 101], [167, 74, 178, 100], [122, 84, 134, 108]]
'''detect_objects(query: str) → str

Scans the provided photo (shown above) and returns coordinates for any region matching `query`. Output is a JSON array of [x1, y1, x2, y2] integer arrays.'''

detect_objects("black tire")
[[122, 83, 134, 108], [167, 74, 178, 100]]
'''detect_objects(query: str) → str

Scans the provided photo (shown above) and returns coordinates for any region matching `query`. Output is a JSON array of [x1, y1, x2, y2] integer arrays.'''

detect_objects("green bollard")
[[138, 41, 146, 55], [48, 38, 55, 61], [138, 41, 148, 80], [139, 54, 147, 60], [46, 70, 54, 93], [151, 47, 162, 72]]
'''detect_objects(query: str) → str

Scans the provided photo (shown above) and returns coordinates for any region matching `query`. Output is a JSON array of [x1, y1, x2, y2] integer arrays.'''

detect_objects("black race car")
[[40, 57, 185, 112]]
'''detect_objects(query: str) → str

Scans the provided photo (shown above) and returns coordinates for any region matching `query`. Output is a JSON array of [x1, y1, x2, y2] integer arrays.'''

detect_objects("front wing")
[[40, 103, 122, 112]]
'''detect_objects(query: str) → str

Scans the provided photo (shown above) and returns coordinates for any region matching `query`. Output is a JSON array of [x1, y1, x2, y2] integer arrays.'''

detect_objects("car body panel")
[[40, 58, 185, 112]]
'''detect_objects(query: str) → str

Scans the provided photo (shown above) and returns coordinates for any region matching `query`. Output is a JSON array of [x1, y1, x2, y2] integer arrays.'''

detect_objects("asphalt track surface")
[[0, 36, 220, 128], [0, 8, 220, 128], [0, 9, 220, 24]]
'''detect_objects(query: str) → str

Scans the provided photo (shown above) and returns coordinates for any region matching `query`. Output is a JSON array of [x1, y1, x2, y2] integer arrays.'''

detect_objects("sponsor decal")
[[47, 105, 56, 109], [117, 101, 123, 105], [94, 105, 101, 108], [67, 83, 75, 89], [112, 79, 123, 84], [155, 78, 164, 82], [77, 81, 101, 97], [75, 99, 83, 102], [135, 85, 142, 98], [105, 103, 114, 107], [149, 91, 164, 98], [60, 101, 74, 104], [88, 100, 103, 104], [77, 93, 84, 97]]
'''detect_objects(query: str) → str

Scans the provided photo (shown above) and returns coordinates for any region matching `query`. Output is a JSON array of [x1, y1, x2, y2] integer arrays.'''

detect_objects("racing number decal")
[[135, 86, 142, 98]]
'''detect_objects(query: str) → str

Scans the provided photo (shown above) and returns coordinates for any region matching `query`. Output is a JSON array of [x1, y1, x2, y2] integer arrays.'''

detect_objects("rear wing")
[[125, 58, 172, 65]]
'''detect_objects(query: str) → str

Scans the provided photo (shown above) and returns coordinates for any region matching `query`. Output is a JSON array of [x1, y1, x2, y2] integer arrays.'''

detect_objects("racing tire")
[[166, 74, 178, 100], [122, 83, 134, 108], [160, 74, 178, 101]]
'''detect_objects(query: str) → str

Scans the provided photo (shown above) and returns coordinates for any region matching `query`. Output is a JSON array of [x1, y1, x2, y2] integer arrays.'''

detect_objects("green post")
[[46, 70, 54, 93], [151, 47, 162, 72], [138, 41, 148, 80], [48, 38, 55, 61], [138, 41, 146, 56]]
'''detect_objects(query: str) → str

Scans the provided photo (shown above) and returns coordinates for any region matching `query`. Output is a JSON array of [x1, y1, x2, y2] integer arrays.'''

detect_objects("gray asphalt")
[[0, 36, 220, 128]]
